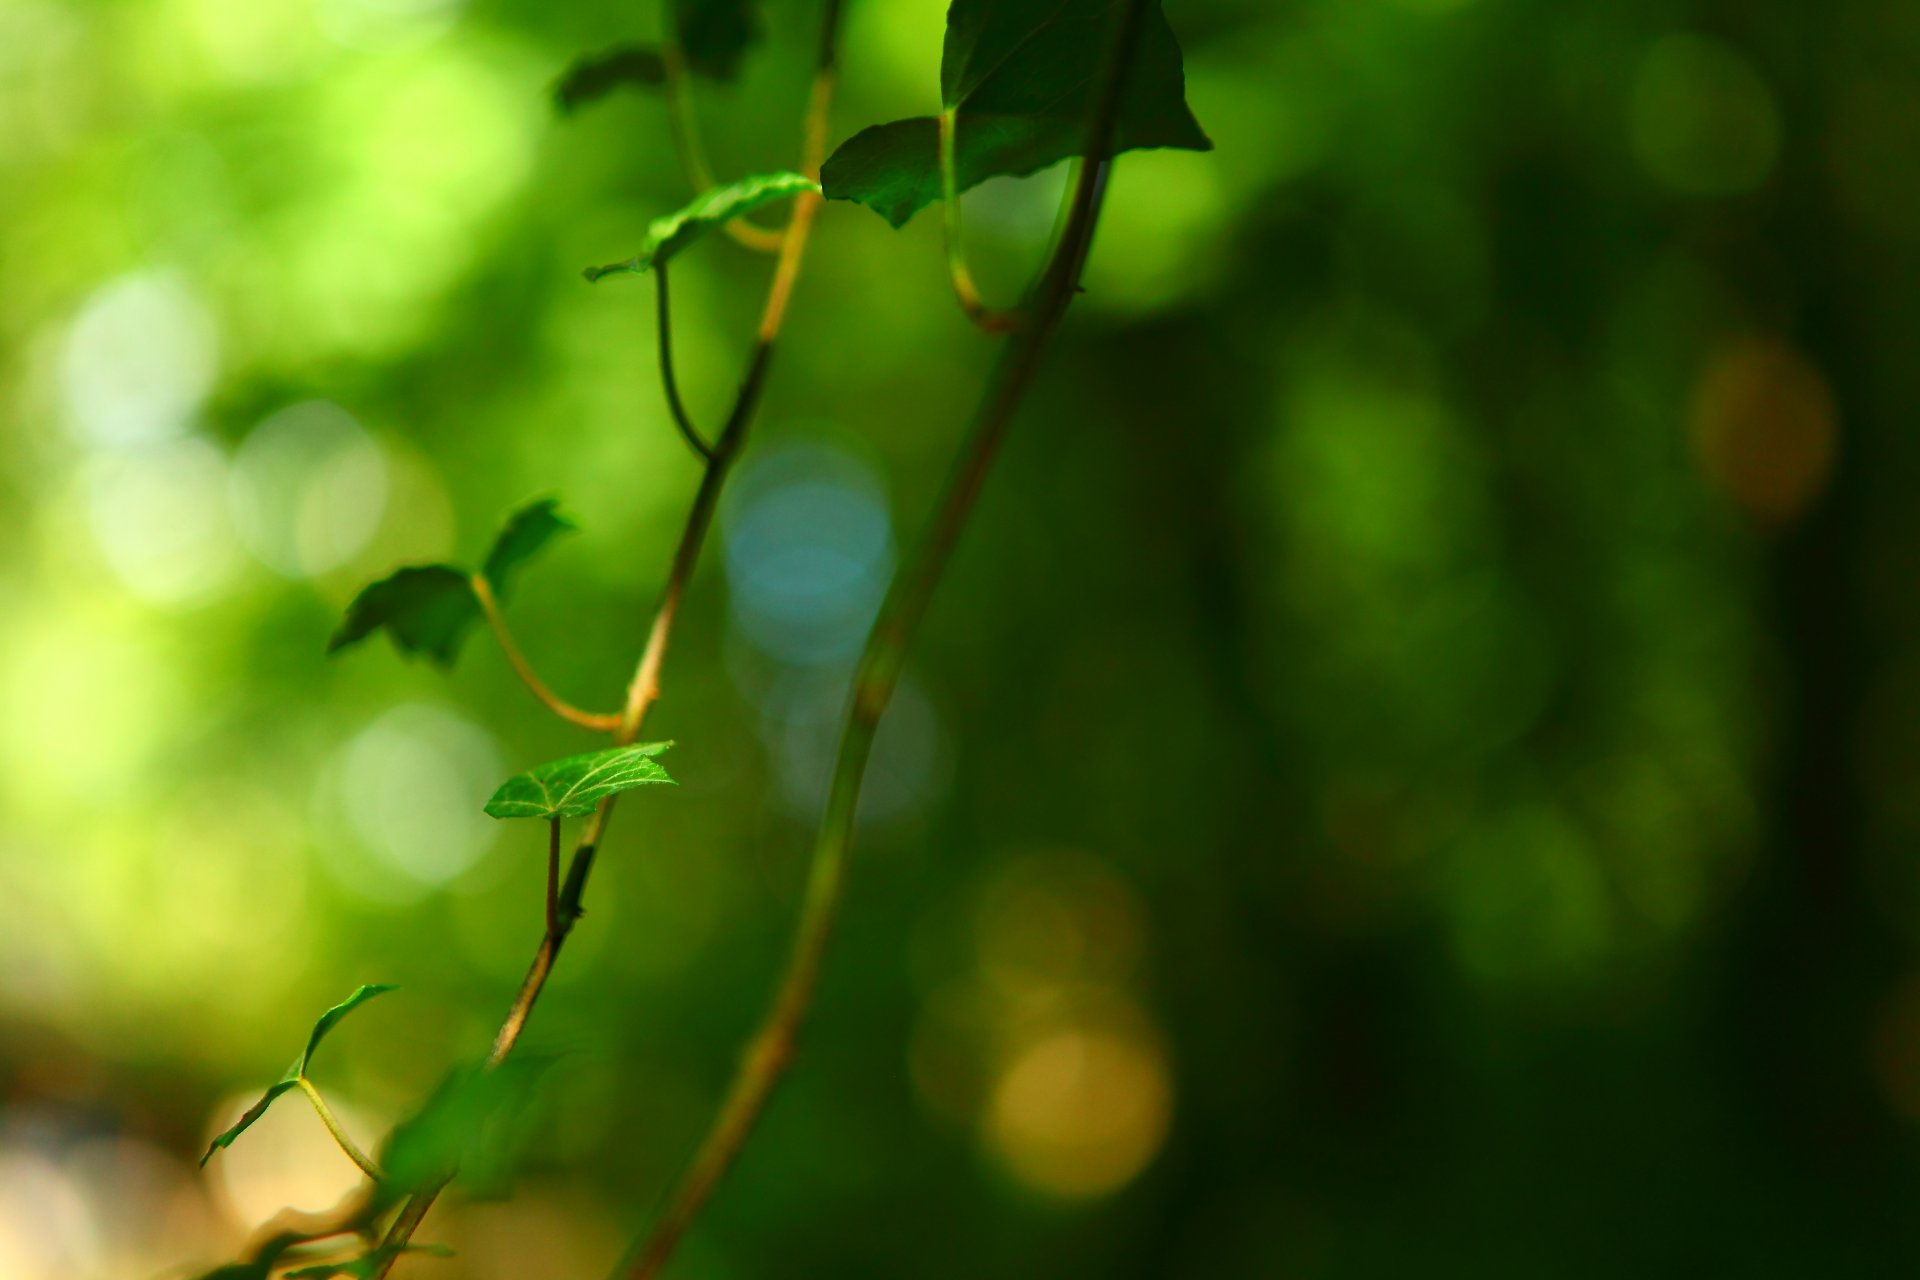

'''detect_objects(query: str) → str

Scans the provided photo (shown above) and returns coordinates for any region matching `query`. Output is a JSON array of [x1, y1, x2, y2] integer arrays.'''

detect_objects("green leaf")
[[484, 743, 676, 820], [283, 1245, 454, 1280], [482, 497, 574, 599], [327, 565, 480, 669], [380, 1058, 555, 1194], [674, 0, 759, 80], [583, 172, 818, 281], [821, 0, 1212, 228], [553, 44, 667, 113], [201, 985, 398, 1166]]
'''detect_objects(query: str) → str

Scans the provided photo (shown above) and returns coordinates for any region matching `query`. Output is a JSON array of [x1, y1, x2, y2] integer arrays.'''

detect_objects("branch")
[[471, 574, 623, 732], [364, 6, 846, 1272], [614, 5, 1145, 1276], [939, 110, 1019, 334], [654, 263, 716, 461], [296, 1076, 384, 1183]]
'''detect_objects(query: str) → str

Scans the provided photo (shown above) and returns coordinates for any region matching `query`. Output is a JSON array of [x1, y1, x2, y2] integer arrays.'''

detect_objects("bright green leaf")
[[201, 985, 398, 1166], [327, 566, 479, 668], [484, 743, 676, 820], [583, 173, 818, 281], [674, 0, 759, 80], [821, 0, 1212, 228], [553, 44, 667, 114], [482, 498, 574, 599]]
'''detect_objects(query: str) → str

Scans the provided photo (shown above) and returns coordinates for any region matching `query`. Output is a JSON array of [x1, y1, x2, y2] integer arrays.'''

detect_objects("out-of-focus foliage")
[[3, 0, 1920, 1277]]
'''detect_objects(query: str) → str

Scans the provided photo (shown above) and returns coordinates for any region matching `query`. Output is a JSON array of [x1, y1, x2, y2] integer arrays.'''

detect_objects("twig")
[[614, 4, 1145, 1276], [365, 6, 845, 1272], [939, 110, 1019, 334], [295, 1076, 383, 1183], [654, 263, 716, 462], [663, 43, 787, 254], [471, 574, 623, 732]]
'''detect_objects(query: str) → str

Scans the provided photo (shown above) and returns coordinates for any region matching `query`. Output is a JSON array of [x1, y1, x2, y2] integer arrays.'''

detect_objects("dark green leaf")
[[484, 743, 675, 820], [327, 565, 479, 669], [200, 1079, 299, 1167], [583, 173, 817, 281], [299, 983, 399, 1073], [674, 0, 759, 80], [200, 985, 398, 1166], [822, 0, 1212, 227], [380, 1059, 554, 1194], [482, 498, 574, 599], [553, 44, 667, 114], [283, 1245, 454, 1279]]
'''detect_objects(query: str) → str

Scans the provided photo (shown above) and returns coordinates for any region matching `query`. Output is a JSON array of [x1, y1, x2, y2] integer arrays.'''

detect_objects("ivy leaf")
[[329, 500, 575, 667], [583, 172, 818, 281], [483, 497, 575, 600], [484, 743, 676, 820], [283, 1245, 454, 1280], [674, 0, 760, 81], [327, 565, 479, 669], [821, 0, 1212, 228], [381, 1058, 555, 1195], [201, 985, 398, 1166], [554, 44, 667, 114]]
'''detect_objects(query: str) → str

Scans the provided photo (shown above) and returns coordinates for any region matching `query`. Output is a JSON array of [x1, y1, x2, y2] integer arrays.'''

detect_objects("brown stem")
[[616, 4, 1143, 1276], [365, 7, 845, 1272], [472, 574, 623, 732]]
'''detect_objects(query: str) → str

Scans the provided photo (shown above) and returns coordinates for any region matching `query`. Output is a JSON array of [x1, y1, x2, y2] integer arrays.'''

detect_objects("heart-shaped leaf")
[[583, 172, 818, 281], [202, 984, 397, 1166], [329, 499, 575, 667], [554, 44, 667, 113], [484, 743, 676, 820], [822, 0, 1212, 228]]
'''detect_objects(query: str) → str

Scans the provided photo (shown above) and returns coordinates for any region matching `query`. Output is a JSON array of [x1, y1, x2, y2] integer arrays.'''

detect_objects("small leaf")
[[327, 565, 480, 668], [674, 0, 759, 81], [484, 743, 675, 820], [822, 0, 1212, 228], [553, 44, 667, 114], [584, 173, 818, 281], [201, 985, 398, 1167], [381, 1059, 555, 1194], [299, 983, 399, 1075], [482, 498, 574, 599], [283, 1245, 454, 1280], [200, 1079, 300, 1167]]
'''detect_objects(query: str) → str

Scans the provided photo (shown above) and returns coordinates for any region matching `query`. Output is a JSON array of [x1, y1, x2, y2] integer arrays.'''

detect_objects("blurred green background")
[[4, 0, 1920, 1275]]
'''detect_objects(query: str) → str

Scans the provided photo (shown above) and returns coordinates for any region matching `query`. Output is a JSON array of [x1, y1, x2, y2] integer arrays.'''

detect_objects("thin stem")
[[664, 44, 787, 254], [296, 1076, 383, 1183], [939, 110, 1019, 334], [472, 574, 623, 732], [655, 263, 716, 462], [616, 5, 1143, 1275], [366, 7, 845, 1272], [545, 818, 561, 936]]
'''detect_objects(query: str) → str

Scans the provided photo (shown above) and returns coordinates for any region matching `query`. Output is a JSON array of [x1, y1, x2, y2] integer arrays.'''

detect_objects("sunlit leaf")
[[822, 0, 1212, 227], [484, 743, 675, 820], [482, 498, 575, 599], [583, 173, 817, 281], [327, 565, 479, 669], [674, 0, 759, 80], [201, 985, 398, 1166], [554, 44, 667, 113]]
